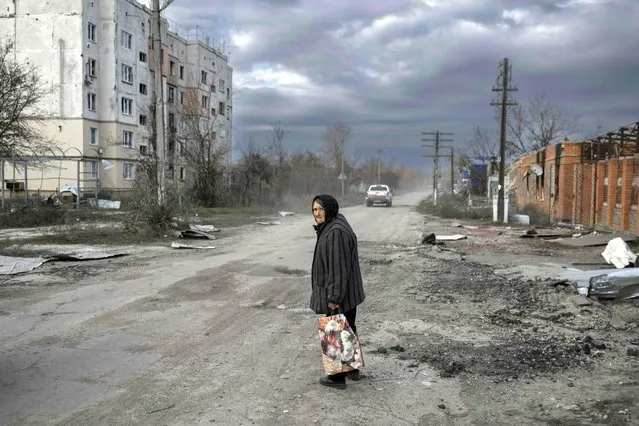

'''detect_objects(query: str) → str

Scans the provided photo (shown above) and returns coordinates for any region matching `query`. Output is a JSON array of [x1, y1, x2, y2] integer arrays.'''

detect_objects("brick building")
[[513, 122, 639, 234]]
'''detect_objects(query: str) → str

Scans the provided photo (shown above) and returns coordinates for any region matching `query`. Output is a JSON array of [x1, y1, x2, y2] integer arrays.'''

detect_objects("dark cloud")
[[166, 0, 639, 166]]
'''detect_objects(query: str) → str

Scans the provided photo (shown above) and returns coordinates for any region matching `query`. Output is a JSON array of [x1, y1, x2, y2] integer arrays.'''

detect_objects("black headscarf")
[[312, 194, 339, 233]]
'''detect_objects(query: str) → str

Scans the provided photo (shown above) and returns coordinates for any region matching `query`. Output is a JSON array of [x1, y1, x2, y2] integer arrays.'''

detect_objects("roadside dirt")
[[0, 192, 638, 425]]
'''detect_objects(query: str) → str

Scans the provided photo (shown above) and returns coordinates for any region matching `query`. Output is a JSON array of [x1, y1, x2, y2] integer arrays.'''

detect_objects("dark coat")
[[310, 213, 365, 314]]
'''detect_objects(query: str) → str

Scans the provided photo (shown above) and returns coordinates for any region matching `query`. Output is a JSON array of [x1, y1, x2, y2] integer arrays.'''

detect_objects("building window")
[[168, 85, 175, 103], [139, 145, 148, 156], [201, 70, 207, 84], [139, 83, 147, 95], [88, 161, 98, 180], [180, 167, 185, 181], [121, 31, 132, 49], [179, 91, 184, 105], [139, 115, 147, 125], [219, 79, 225, 93], [123, 162, 135, 180], [218, 101, 225, 116], [211, 107, 216, 116], [87, 92, 97, 111], [139, 52, 147, 63], [121, 64, 133, 84], [87, 58, 97, 77], [179, 65, 184, 79], [90, 127, 98, 145], [88, 22, 96, 42], [168, 113, 175, 130], [121, 97, 133, 116], [227, 87, 230, 98], [219, 123, 226, 138], [169, 61, 175, 75], [122, 130, 134, 148], [199, 118, 208, 133], [201, 95, 208, 109]]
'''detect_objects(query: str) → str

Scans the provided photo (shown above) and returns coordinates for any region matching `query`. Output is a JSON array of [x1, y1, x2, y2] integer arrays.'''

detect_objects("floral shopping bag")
[[318, 314, 365, 375]]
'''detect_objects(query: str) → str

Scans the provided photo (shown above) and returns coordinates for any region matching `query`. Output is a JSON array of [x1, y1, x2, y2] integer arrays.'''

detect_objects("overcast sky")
[[165, 0, 639, 167]]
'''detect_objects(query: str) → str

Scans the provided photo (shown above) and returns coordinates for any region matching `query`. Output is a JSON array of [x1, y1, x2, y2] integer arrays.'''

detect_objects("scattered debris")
[[376, 347, 388, 354], [451, 220, 478, 229], [0, 255, 46, 275], [145, 403, 176, 415], [190, 224, 221, 233], [88, 199, 121, 209], [179, 229, 217, 240], [390, 344, 406, 352], [436, 234, 467, 241], [628, 347, 639, 357], [0, 250, 129, 275], [553, 233, 636, 248], [509, 214, 530, 225], [601, 237, 637, 269], [421, 233, 437, 245], [369, 259, 392, 265], [589, 269, 639, 300], [278, 211, 295, 217], [49, 250, 129, 261], [256, 221, 281, 226], [171, 242, 216, 250]]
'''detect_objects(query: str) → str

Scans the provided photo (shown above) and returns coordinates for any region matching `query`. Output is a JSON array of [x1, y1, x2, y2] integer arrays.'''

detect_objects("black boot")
[[346, 369, 361, 381], [319, 374, 346, 390]]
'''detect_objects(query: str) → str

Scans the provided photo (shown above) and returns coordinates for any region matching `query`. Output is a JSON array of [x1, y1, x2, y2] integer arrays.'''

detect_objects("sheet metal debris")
[[0, 255, 46, 275], [190, 224, 221, 233], [0, 250, 129, 275], [179, 229, 217, 240], [278, 211, 295, 217], [553, 232, 636, 248], [589, 269, 639, 300], [171, 242, 216, 249], [257, 221, 281, 226]]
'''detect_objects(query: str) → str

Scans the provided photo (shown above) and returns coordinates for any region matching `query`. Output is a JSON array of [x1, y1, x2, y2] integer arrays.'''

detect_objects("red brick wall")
[[513, 142, 639, 235]]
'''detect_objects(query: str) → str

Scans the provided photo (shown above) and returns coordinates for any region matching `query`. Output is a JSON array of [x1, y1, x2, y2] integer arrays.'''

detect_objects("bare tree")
[[177, 86, 228, 206], [0, 40, 49, 158], [506, 94, 579, 155], [468, 125, 498, 164], [268, 121, 289, 168], [322, 123, 352, 170]]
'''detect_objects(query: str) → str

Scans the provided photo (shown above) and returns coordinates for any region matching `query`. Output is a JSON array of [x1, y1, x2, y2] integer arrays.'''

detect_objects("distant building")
[[0, 0, 232, 196]]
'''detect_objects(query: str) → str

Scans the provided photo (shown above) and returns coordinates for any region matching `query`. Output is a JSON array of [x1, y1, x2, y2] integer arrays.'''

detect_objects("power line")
[[422, 130, 453, 206], [490, 57, 518, 222]]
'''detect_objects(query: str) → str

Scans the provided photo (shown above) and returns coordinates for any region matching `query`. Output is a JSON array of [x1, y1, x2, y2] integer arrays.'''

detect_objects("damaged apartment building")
[[513, 121, 639, 234], [0, 0, 233, 196]]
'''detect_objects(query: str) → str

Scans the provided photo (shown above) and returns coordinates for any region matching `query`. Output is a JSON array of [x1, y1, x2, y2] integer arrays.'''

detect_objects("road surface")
[[2, 192, 459, 425]]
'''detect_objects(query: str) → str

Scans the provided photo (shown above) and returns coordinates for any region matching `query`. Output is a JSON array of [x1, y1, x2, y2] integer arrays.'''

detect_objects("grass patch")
[[416, 194, 492, 220]]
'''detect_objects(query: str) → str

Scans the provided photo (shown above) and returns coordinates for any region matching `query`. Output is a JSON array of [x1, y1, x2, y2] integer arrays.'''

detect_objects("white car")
[[366, 184, 392, 207]]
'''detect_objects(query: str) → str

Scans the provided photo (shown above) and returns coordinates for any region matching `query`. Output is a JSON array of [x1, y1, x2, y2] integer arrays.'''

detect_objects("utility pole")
[[377, 149, 382, 183], [422, 131, 453, 206], [491, 57, 518, 222], [151, 0, 175, 207], [450, 146, 455, 193], [340, 138, 345, 198]]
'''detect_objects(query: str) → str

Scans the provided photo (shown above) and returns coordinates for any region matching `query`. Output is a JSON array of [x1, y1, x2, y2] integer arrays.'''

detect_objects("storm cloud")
[[165, 0, 639, 166]]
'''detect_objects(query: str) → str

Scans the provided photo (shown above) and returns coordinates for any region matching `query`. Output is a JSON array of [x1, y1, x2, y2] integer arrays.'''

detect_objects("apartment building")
[[0, 0, 233, 195]]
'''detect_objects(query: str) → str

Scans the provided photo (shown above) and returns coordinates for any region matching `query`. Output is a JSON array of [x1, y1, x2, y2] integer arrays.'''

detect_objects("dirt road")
[[1, 192, 638, 425]]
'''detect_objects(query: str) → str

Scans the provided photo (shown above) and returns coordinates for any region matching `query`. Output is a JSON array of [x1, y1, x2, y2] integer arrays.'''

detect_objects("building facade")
[[513, 122, 639, 233], [0, 0, 232, 196]]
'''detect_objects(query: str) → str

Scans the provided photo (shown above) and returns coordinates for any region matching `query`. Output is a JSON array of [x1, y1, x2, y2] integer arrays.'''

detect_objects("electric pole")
[[152, 0, 175, 207], [491, 57, 518, 222], [422, 130, 453, 206], [377, 149, 382, 183]]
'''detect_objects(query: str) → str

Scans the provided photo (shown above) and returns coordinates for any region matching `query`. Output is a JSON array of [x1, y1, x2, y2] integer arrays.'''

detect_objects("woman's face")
[[312, 201, 326, 225]]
